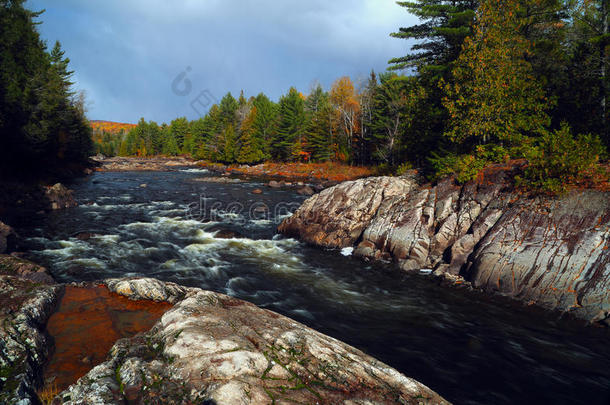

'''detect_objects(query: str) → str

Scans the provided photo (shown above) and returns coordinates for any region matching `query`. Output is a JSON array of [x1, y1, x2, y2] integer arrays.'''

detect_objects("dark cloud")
[[26, 0, 417, 123]]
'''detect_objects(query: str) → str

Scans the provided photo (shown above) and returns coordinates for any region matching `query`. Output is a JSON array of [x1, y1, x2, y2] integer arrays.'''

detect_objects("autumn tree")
[[330, 77, 360, 162], [443, 0, 551, 147]]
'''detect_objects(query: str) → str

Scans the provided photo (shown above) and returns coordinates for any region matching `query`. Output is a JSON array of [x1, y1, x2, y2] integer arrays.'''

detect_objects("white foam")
[[341, 247, 354, 256], [179, 168, 209, 173]]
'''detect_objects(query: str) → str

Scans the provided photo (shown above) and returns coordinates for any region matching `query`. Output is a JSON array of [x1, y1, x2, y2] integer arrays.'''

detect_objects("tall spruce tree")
[[238, 106, 265, 163], [252, 93, 277, 160], [305, 85, 333, 162], [273, 88, 306, 161]]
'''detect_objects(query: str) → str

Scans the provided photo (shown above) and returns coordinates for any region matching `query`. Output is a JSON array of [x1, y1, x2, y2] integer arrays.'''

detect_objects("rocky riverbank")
[[279, 167, 610, 326], [0, 255, 447, 404], [92, 156, 202, 172]]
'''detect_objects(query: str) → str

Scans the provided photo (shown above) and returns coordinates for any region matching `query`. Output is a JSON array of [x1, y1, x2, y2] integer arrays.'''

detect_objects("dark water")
[[14, 170, 610, 405]]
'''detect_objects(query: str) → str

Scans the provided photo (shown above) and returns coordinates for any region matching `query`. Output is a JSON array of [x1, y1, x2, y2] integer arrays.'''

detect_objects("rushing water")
[[13, 170, 610, 405]]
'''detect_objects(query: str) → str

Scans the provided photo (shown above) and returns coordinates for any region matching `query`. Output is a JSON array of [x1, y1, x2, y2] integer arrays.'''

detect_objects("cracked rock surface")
[[55, 277, 447, 405], [279, 169, 610, 323]]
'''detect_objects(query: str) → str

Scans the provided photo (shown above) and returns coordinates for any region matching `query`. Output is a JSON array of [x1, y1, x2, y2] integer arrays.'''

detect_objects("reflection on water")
[[15, 171, 610, 405]]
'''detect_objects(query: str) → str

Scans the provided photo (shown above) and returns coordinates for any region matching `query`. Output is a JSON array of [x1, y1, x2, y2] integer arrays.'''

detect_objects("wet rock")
[[73, 232, 96, 241], [56, 278, 447, 404], [0, 254, 55, 284], [45, 183, 77, 210], [0, 258, 61, 404], [267, 180, 281, 188], [207, 226, 243, 239], [296, 185, 315, 196], [279, 176, 416, 248], [44, 285, 172, 392], [0, 222, 14, 254], [191, 177, 242, 184], [279, 169, 610, 323]]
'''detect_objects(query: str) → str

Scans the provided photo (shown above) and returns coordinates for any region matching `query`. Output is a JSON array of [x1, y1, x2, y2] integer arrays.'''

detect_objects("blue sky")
[[26, 0, 417, 123]]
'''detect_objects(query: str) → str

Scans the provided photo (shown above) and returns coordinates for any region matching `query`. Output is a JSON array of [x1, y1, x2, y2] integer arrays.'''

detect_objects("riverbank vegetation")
[[0, 0, 93, 179], [92, 0, 608, 193]]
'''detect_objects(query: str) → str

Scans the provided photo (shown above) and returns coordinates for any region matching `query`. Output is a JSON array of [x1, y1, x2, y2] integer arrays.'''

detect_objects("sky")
[[26, 0, 418, 124]]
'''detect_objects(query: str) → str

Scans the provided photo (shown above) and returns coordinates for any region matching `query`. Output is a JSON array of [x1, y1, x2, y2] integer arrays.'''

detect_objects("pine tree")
[[389, 0, 478, 79], [252, 93, 277, 160], [238, 106, 265, 163], [222, 124, 237, 163], [305, 85, 334, 162], [169, 117, 189, 151], [219, 92, 238, 127], [273, 88, 306, 161]]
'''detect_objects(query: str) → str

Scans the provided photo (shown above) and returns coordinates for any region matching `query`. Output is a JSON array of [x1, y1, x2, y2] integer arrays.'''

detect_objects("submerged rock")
[[296, 185, 315, 196], [279, 170, 610, 324], [45, 183, 78, 210], [55, 277, 447, 404]]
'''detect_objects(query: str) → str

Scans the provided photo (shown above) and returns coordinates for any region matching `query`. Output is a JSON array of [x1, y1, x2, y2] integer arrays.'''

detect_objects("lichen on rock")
[[55, 278, 447, 404]]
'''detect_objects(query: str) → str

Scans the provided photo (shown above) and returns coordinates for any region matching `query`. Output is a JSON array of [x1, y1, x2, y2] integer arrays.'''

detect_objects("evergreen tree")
[[252, 93, 277, 160], [219, 92, 238, 127], [273, 88, 306, 161], [169, 117, 189, 151], [222, 124, 237, 163], [238, 106, 265, 163], [370, 73, 424, 166], [305, 85, 334, 162], [389, 0, 478, 79], [0, 1, 92, 175]]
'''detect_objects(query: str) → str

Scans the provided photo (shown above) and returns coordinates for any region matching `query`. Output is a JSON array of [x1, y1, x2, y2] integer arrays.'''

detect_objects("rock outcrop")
[[0, 256, 60, 404], [55, 277, 447, 404], [280, 176, 416, 248], [45, 183, 78, 210], [279, 169, 610, 324]]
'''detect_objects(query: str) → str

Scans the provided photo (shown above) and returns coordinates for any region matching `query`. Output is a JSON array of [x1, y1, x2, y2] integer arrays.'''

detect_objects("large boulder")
[[45, 183, 77, 210], [279, 176, 416, 248], [56, 277, 447, 404], [279, 169, 610, 323]]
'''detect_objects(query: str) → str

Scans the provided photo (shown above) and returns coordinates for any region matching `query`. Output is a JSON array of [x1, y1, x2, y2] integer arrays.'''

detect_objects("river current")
[[13, 170, 610, 405]]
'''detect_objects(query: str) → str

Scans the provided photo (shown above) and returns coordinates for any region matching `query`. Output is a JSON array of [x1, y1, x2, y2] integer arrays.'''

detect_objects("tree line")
[[0, 0, 93, 178], [94, 74, 429, 170], [96, 0, 608, 191]]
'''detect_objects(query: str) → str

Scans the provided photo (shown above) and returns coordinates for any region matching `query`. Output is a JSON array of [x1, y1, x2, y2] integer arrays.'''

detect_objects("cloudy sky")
[[26, 0, 417, 123]]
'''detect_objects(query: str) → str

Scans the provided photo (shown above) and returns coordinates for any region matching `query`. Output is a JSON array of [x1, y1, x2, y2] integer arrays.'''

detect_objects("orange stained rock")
[[44, 285, 172, 391]]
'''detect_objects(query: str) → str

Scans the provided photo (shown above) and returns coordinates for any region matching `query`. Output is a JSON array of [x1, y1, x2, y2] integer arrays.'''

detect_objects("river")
[[13, 170, 610, 405]]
